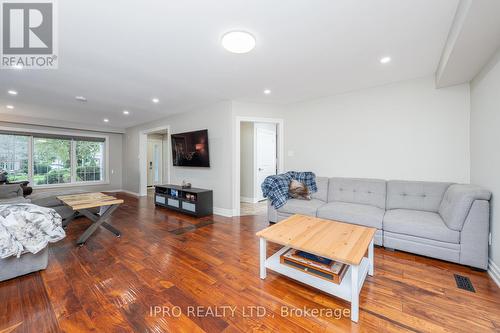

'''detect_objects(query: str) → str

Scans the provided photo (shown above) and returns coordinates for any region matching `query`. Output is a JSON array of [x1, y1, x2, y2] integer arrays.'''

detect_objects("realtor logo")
[[1, 0, 58, 69]]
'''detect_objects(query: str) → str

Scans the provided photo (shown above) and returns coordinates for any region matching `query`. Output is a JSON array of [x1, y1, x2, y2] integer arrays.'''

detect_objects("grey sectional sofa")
[[267, 177, 491, 269]]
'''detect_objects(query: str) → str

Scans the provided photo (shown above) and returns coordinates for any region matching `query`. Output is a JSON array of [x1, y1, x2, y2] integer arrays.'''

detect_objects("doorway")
[[235, 117, 284, 216], [147, 133, 166, 189], [139, 126, 170, 197]]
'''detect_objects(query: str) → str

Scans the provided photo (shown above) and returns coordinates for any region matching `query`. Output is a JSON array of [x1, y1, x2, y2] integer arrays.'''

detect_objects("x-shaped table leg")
[[76, 204, 121, 246]]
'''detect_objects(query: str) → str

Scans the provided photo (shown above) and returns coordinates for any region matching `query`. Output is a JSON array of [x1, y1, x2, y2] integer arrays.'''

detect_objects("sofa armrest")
[[439, 184, 491, 231], [267, 201, 278, 223], [0, 184, 23, 200], [459, 200, 489, 269]]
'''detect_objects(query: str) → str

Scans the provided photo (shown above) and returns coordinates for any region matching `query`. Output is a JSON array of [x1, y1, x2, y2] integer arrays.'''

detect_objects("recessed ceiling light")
[[103, 118, 109, 123], [7, 90, 18, 95], [380, 56, 392, 64], [263, 89, 271, 95], [6, 105, 14, 109], [152, 98, 159, 103], [221, 31, 256, 54], [123, 110, 130, 115], [75, 96, 87, 102]]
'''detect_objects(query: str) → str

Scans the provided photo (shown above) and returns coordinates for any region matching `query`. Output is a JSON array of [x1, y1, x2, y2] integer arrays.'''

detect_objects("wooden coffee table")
[[58, 192, 124, 246], [256, 214, 376, 322]]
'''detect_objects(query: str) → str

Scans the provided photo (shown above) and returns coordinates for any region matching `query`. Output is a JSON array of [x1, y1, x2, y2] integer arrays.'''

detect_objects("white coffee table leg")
[[368, 239, 374, 276], [351, 265, 359, 322], [259, 238, 267, 279]]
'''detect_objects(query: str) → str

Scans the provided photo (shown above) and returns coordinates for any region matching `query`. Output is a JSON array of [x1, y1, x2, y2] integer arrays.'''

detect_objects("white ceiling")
[[436, 0, 500, 87], [0, 0, 461, 129]]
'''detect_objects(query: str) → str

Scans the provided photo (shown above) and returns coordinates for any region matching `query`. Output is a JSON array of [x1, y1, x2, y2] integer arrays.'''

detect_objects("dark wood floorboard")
[[1, 193, 499, 333]]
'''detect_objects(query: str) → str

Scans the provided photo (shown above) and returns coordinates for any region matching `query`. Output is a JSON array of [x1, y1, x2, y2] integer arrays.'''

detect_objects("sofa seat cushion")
[[384, 209, 459, 244], [316, 202, 384, 229], [277, 199, 325, 216]]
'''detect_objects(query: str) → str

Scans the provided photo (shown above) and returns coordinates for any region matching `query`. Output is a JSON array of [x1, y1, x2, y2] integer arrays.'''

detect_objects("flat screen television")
[[171, 129, 210, 167]]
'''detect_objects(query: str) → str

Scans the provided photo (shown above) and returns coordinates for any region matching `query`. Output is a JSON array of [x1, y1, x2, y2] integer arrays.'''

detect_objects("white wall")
[[123, 77, 472, 214], [123, 101, 233, 213], [471, 49, 500, 270], [284, 76, 471, 183], [240, 122, 254, 200], [0, 121, 123, 193]]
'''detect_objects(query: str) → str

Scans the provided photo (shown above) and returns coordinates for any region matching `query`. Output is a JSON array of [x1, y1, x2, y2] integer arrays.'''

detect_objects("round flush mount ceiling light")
[[379, 56, 392, 64], [103, 118, 109, 123], [152, 98, 159, 103], [75, 96, 87, 102], [8, 90, 18, 95], [263, 89, 271, 95], [6, 105, 14, 109], [123, 110, 130, 115], [221, 31, 256, 54]]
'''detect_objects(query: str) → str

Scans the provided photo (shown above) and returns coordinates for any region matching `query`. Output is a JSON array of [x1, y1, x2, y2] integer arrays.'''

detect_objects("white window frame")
[[0, 126, 109, 189]]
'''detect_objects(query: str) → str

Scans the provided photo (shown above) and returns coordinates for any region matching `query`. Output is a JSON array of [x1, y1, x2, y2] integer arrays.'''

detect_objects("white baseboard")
[[107, 189, 141, 197], [240, 196, 259, 204], [213, 207, 235, 217], [488, 259, 500, 288]]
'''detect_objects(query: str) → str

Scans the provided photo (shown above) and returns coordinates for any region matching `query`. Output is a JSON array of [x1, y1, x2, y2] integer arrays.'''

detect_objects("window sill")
[[33, 181, 110, 189]]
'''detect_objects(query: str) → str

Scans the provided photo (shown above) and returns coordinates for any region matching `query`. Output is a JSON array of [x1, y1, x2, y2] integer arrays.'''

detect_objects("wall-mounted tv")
[[171, 129, 210, 167]]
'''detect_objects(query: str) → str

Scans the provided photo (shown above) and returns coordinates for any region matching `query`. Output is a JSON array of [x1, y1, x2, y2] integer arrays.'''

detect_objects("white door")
[[255, 124, 277, 201], [147, 139, 163, 186]]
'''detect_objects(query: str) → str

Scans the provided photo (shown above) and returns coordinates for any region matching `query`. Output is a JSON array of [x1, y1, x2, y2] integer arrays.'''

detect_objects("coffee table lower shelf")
[[260, 244, 372, 322]]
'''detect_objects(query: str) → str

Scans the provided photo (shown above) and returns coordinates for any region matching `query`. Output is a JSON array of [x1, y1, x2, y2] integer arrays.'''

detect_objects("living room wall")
[[122, 101, 234, 215], [123, 76, 471, 216], [283, 76, 470, 183], [471, 48, 500, 276]]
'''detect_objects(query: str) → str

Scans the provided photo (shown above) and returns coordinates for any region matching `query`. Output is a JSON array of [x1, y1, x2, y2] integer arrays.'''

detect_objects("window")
[[0, 130, 107, 187], [76, 140, 105, 182], [0, 134, 29, 182], [33, 137, 71, 185]]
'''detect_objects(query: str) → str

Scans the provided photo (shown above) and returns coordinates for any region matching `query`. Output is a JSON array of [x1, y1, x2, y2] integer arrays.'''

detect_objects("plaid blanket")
[[261, 171, 317, 209]]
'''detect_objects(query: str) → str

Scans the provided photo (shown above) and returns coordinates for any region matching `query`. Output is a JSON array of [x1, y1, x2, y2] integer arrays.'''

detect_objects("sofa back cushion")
[[386, 180, 452, 212], [439, 184, 492, 231], [328, 178, 386, 209], [311, 177, 328, 202], [0, 184, 23, 199]]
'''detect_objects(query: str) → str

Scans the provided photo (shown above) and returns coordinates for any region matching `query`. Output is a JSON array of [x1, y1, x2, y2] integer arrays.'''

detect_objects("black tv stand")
[[154, 184, 213, 217]]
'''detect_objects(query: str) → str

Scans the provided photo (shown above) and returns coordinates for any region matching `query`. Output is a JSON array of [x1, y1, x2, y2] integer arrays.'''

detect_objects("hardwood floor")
[[1, 193, 499, 332]]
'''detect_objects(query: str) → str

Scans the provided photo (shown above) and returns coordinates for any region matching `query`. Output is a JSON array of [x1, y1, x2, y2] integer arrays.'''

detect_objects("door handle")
[[258, 168, 264, 171]]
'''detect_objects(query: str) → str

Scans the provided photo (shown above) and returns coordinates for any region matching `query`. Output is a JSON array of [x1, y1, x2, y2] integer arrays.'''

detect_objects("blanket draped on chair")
[[0, 204, 65, 258], [261, 171, 317, 209]]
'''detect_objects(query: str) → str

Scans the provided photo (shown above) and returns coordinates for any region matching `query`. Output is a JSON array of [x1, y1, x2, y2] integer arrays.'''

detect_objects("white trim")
[[488, 258, 500, 288], [240, 196, 259, 204], [139, 126, 171, 197], [34, 181, 110, 189], [0, 125, 110, 188], [233, 116, 284, 217], [213, 207, 235, 217]]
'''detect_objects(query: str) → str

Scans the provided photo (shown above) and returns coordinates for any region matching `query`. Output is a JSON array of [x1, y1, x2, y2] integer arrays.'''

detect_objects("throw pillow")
[[289, 179, 311, 200]]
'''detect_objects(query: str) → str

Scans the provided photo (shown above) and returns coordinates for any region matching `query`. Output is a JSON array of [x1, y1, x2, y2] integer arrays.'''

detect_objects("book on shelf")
[[280, 248, 348, 284]]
